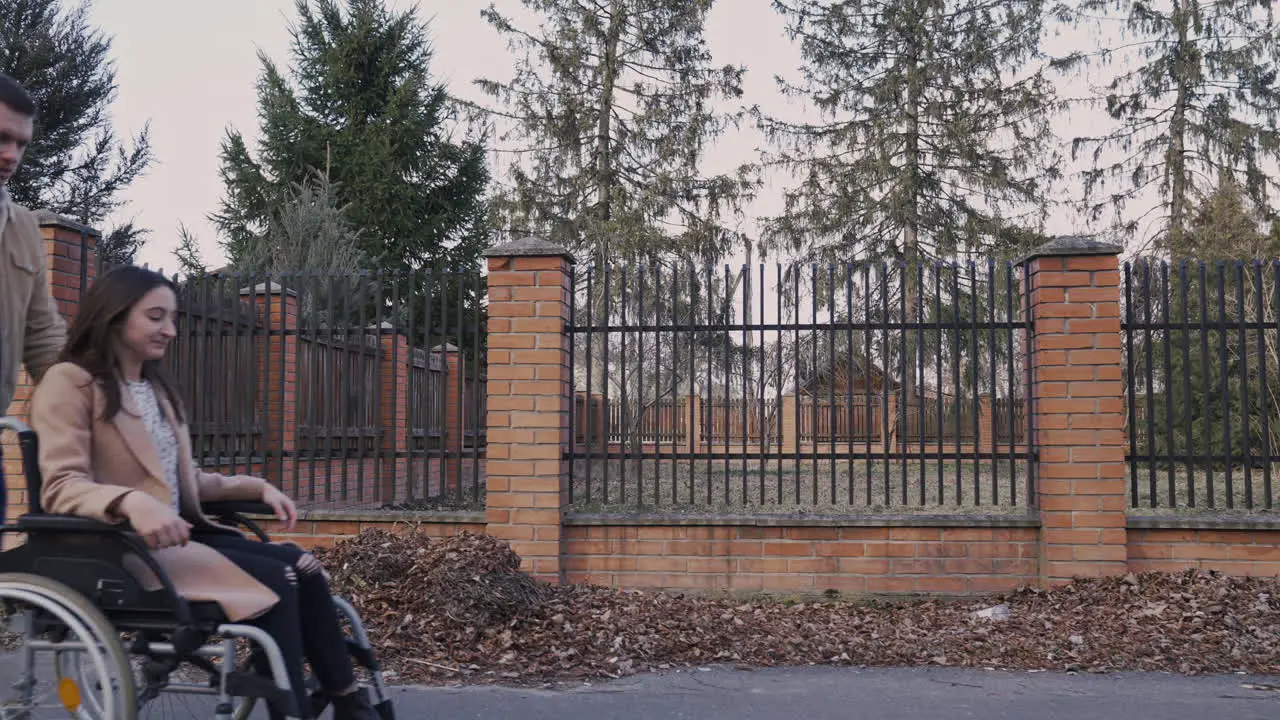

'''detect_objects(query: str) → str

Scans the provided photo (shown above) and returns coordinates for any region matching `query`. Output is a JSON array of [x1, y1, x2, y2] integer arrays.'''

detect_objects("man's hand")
[[262, 484, 298, 532], [120, 492, 193, 550]]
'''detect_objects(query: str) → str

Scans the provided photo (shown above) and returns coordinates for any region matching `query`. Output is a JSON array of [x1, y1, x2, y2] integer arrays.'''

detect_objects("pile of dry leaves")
[[316, 529, 1280, 685]]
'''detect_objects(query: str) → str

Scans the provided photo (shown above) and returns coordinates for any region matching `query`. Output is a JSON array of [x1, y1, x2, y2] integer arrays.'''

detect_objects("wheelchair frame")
[[0, 416, 395, 720]]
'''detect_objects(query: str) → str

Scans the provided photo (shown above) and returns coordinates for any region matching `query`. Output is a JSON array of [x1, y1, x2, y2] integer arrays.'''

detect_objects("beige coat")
[[29, 362, 281, 622], [0, 202, 66, 411]]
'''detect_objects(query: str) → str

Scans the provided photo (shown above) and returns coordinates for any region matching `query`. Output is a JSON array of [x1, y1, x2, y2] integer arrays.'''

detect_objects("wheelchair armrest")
[[201, 501, 274, 517], [15, 513, 195, 625], [15, 513, 125, 534], [201, 502, 274, 542]]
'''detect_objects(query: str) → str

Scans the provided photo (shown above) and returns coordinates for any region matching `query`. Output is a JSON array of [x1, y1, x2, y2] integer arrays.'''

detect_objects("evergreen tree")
[[756, 0, 1057, 405], [234, 171, 364, 275], [215, 0, 490, 276], [1136, 178, 1280, 485], [1058, 0, 1280, 254], [0, 0, 154, 264], [475, 0, 753, 267], [756, 0, 1057, 269], [476, 0, 756, 448]]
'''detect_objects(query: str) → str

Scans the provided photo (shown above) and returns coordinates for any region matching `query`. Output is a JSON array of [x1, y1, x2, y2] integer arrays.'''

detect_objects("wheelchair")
[[0, 417, 396, 720]]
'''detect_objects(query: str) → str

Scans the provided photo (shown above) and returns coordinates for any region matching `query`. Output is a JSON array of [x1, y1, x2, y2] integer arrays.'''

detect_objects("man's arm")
[[22, 253, 67, 382]]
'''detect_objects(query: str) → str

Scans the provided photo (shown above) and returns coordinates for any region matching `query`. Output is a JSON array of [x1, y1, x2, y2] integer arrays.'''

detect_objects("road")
[[373, 667, 1280, 720]]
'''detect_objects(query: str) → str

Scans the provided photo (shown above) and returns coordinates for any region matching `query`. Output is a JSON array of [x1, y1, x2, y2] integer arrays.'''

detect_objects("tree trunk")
[[595, 1, 625, 244], [1167, 0, 1191, 255], [901, 16, 923, 440], [587, 2, 627, 395]]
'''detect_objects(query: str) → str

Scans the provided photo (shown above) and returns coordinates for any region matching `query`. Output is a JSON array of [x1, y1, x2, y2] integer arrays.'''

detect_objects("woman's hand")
[[261, 484, 298, 532], [120, 492, 193, 550]]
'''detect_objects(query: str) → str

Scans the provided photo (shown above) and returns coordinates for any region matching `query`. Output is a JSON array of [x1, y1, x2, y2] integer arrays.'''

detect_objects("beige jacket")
[[29, 362, 280, 622], [0, 196, 66, 411]]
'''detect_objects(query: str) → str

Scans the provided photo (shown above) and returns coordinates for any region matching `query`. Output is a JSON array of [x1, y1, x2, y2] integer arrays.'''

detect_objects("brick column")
[[1023, 236, 1127, 585], [884, 393, 898, 447], [483, 238, 573, 582], [979, 395, 994, 453], [378, 327, 410, 503], [685, 395, 700, 451], [4, 213, 98, 529], [437, 343, 464, 494], [244, 283, 299, 497], [780, 395, 797, 454]]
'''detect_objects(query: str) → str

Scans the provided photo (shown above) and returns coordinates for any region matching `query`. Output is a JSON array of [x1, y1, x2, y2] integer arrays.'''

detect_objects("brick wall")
[[254, 512, 486, 549], [255, 513, 1280, 596], [563, 522, 1040, 594], [1128, 525, 1280, 576]]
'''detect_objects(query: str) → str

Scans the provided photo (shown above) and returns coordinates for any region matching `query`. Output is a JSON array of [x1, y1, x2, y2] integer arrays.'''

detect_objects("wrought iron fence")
[[566, 261, 1033, 515], [164, 284, 262, 460], [126, 269, 489, 511], [1122, 259, 1280, 512]]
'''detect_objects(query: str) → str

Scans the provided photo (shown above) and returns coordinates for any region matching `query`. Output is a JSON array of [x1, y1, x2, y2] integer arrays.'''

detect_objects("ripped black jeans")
[[195, 531, 355, 718]]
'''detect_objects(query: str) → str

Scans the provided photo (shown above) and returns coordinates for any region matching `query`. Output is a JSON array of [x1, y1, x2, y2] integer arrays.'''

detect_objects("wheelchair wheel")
[[0, 572, 136, 720]]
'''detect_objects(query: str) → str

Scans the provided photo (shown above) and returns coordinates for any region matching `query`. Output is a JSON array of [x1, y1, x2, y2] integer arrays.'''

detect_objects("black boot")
[[331, 687, 380, 720]]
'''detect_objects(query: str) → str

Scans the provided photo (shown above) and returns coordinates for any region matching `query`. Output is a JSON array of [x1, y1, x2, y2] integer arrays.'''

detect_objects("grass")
[[568, 459, 1031, 516], [286, 458, 1280, 520], [1126, 462, 1280, 516]]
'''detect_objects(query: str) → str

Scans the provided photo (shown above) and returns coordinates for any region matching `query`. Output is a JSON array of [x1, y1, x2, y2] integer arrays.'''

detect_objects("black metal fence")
[[115, 267, 489, 511], [1122, 259, 1280, 512], [566, 261, 1034, 515]]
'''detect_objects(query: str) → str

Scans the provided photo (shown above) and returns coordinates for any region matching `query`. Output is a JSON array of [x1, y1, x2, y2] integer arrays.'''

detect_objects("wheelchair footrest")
[[225, 672, 302, 718]]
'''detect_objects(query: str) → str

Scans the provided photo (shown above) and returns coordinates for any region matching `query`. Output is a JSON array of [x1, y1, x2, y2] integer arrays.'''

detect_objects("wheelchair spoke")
[[0, 576, 134, 720]]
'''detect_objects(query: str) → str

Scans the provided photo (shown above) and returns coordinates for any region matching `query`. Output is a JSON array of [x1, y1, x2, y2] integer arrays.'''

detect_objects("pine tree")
[[0, 0, 154, 264], [757, 0, 1057, 269], [214, 0, 490, 275], [756, 0, 1057, 408], [475, 0, 753, 268], [1137, 178, 1280, 484], [1058, 0, 1280, 254]]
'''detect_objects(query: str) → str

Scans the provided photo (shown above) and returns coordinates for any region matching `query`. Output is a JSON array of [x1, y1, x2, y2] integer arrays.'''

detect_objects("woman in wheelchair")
[[27, 265, 379, 720]]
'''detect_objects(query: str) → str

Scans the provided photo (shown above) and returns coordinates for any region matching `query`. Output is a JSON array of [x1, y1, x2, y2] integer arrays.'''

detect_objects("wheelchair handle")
[[0, 416, 45, 521]]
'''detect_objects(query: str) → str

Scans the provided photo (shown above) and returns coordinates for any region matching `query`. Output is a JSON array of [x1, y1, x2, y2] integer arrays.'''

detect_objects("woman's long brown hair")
[[60, 265, 186, 424]]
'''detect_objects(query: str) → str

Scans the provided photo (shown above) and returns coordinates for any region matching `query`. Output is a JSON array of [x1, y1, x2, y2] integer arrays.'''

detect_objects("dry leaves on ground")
[[316, 528, 1280, 685]]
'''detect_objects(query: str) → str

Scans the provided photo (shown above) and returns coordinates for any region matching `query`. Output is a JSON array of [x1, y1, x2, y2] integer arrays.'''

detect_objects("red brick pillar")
[[979, 395, 994, 453], [884, 393, 898, 447], [780, 395, 796, 454], [437, 344, 464, 495], [686, 395, 700, 451], [379, 329, 410, 503], [483, 238, 572, 582], [4, 213, 98, 527], [245, 283, 299, 497], [1023, 237, 1127, 585]]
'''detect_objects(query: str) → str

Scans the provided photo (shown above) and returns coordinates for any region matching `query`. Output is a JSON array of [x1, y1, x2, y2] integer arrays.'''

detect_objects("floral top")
[[127, 379, 182, 512]]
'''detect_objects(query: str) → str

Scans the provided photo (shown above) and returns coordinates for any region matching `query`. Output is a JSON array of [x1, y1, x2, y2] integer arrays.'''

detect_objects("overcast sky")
[[81, 0, 1117, 271]]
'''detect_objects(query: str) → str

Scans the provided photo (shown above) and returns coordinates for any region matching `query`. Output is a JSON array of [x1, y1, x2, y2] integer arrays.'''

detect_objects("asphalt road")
[[5, 654, 1279, 719], [370, 667, 1280, 720]]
